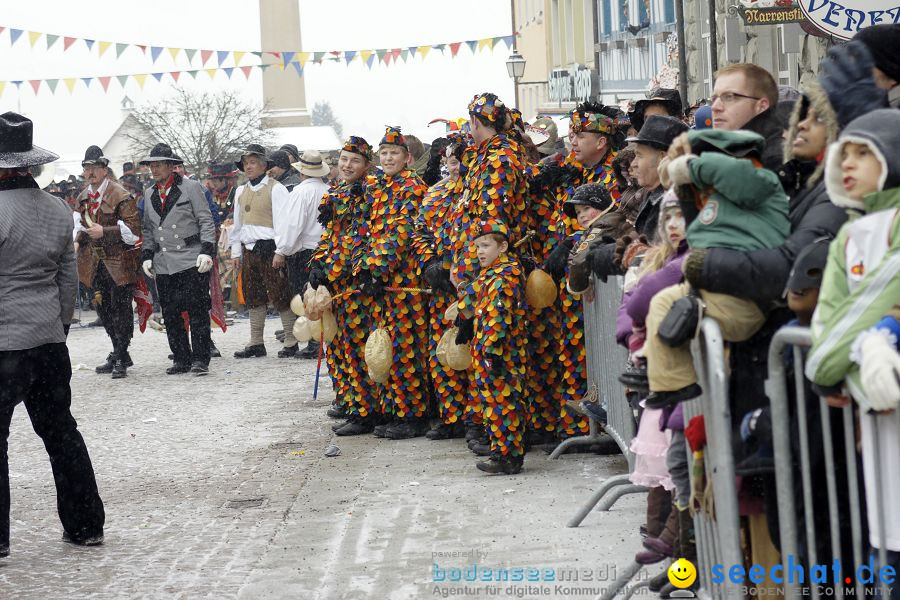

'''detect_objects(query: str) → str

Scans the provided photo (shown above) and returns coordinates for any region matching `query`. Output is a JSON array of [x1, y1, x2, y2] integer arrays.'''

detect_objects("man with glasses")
[[711, 64, 784, 170]]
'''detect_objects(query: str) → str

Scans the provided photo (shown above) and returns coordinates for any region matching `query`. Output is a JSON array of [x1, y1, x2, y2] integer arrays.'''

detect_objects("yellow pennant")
[[98, 41, 112, 57], [63, 78, 77, 93], [298, 52, 310, 66], [168, 47, 181, 61], [28, 31, 42, 47], [417, 46, 430, 59], [360, 50, 373, 63], [205, 68, 217, 79], [477, 38, 492, 52], [133, 73, 147, 89], [0, 81, 6, 96], [233, 51, 245, 64]]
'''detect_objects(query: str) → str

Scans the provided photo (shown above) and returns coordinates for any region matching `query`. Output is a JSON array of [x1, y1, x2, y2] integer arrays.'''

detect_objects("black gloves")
[[455, 317, 474, 345], [489, 357, 505, 376], [820, 41, 888, 128], [359, 271, 385, 298], [423, 261, 455, 294], [588, 243, 619, 282], [63, 324, 70, 337], [308, 268, 327, 290], [543, 238, 574, 281], [317, 202, 334, 227]]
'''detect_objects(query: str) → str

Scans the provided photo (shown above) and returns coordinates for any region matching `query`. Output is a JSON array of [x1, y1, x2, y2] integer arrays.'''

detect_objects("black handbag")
[[657, 289, 703, 348]]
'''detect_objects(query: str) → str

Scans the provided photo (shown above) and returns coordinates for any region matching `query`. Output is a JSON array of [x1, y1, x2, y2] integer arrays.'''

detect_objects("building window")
[[638, 0, 648, 25], [618, 0, 627, 31], [663, 0, 675, 23], [565, 0, 576, 63], [601, 0, 612, 35], [551, 0, 561, 66]]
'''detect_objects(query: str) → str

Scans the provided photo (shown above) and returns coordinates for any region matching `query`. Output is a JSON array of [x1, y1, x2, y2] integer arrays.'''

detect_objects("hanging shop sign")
[[548, 64, 598, 103], [800, 0, 900, 41], [728, 0, 806, 26]]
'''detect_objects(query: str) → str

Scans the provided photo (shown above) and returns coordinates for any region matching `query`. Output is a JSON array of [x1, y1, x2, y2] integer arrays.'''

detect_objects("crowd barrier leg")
[[594, 560, 644, 600], [567, 474, 646, 527], [548, 417, 605, 459]]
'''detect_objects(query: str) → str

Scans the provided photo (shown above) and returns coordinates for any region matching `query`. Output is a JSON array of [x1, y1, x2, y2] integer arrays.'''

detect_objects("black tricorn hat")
[[0, 111, 59, 169], [81, 145, 109, 168], [625, 115, 689, 151], [235, 144, 274, 172], [208, 162, 239, 178], [629, 89, 684, 132], [140, 143, 183, 165]]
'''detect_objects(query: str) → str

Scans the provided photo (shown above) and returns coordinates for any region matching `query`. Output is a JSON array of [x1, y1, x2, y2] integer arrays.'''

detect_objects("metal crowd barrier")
[[565, 275, 645, 528], [767, 326, 897, 600]]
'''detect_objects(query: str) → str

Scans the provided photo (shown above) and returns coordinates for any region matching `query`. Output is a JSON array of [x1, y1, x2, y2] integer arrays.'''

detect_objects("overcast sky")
[[0, 0, 515, 163]]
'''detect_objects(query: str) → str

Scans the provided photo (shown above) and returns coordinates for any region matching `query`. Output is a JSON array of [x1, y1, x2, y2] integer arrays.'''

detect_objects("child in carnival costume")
[[456, 220, 529, 474], [308, 136, 379, 435], [359, 126, 431, 440]]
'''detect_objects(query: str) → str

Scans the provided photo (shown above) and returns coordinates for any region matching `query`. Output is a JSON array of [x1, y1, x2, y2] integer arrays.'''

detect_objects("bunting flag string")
[[0, 24, 516, 71]]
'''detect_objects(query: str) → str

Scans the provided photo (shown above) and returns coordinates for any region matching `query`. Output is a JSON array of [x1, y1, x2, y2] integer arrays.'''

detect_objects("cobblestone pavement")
[[0, 314, 647, 600]]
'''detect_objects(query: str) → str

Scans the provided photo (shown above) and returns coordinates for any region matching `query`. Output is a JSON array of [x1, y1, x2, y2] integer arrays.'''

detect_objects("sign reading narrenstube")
[[801, 0, 900, 41]]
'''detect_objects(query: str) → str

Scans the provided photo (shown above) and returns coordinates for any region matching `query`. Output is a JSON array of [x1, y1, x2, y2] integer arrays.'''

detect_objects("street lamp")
[[506, 50, 526, 108]]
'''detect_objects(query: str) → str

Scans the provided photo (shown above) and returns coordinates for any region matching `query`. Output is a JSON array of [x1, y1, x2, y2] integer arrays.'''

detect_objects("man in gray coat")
[[0, 112, 105, 557], [139, 143, 216, 375]]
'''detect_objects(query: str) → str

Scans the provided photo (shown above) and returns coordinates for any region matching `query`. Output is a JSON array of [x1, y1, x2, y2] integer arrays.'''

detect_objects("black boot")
[[470, 441, 491, 456], [209, 341, 221, 358], [464, 422, 485, 443], [190, 361, 209, 376], [166, 362, 191, 375], [278, 343, 299, 358], [234, 344, 267, 358], [297, 340, 320, 359], [476, 454, 524, 475], [327, 404, 348, 419], [336, 417, 376, 436], [645, 384, 702, 409], [111, 359, 127, 379], [426, 422, 465, 440], [95, 352, 115, 374], [384, 419, 428, 440]]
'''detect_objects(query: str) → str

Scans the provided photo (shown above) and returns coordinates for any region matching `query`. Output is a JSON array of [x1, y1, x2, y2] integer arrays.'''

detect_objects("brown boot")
[[644, 486, 672, 538]]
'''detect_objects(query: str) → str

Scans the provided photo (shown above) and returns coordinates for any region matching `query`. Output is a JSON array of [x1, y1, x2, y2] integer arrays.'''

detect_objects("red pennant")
[[98, 76, 111, 91], [170, 71, 181, 83], [137, 44, 146, 53], [28, 80, 41, 93], [201, 49, 213, 65], [449, 42, 462, 57], [240, 65, 253, 79], [384, 52, 392, 66], [269, 51, 281, 59], [63, 36, 76, 50], [391, 48, 402, 62]]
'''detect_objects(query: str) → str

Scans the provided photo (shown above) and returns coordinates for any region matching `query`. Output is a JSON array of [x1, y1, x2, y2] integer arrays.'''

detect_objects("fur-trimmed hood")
[[825, 109, 900, 211], [783, 80, 839, 188]]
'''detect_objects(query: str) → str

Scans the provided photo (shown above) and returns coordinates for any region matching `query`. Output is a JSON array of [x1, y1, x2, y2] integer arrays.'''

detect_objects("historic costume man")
[[74, 145, 142, 378], [139, 143, 216, 375], [229, 144, 298, 358]]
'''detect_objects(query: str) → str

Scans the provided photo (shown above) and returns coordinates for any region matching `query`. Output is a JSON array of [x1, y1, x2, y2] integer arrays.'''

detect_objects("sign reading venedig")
[[800, 0, 900, 40], [548, 65, 596, 103]]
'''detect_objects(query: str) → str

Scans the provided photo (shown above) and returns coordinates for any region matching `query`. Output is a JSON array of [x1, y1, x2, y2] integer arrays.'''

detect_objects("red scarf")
[[157, 174, 175, 208], [88, 189, 101, 213]]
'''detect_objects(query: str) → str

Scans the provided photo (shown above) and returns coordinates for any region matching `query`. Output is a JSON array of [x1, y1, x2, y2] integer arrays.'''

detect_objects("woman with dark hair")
[[611, 148, 642, 224]]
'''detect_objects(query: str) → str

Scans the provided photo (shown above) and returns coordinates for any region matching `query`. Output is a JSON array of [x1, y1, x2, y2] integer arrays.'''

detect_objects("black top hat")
[[122, 161, 135, 173], [629, 89, 684, 132], [625, 115, 688, 151], [235, 144, 274, 172], [140, 143, 183, 165], [0, 111, 59, 169], [269, 149, 293, 171], [786, 236, 831, 292], [81, 145, 109, 168], [279, 144, 300, 161], [208, 162, 239, 178], [563, 182, 615, 218]]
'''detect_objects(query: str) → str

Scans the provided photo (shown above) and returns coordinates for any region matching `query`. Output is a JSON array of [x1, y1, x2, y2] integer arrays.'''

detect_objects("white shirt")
[[281, 177, 328, 255], [230, 175, 292, 258]]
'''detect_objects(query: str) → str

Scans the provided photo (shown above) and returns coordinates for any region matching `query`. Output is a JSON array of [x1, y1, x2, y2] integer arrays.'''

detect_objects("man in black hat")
[[268, 149, 302, 192], [74, 145, 142, 378], [279, 143, 300, 164], [229, 144, 299, 358], [140, 143, 216, 375], [628, 88, 684, 133], [206, 162, 239, 223], [0, 112, 106, 557]]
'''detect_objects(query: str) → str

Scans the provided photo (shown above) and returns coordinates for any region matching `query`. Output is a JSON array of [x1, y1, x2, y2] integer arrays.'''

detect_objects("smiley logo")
[[668, 558, 697, 588]]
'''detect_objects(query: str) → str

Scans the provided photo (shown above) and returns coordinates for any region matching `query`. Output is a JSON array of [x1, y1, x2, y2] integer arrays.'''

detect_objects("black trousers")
[[286, 249, 314, 296], [91, 263, 135, 359], [156, 267, 211, 366], [0, 344, 105, 547]]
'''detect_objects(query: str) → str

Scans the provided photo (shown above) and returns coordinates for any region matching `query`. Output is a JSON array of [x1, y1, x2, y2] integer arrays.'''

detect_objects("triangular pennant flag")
[[404, 48, 415, 62], [360, 50, 372, 64], [116, 75, 129, 87], [282, 51, 296, 67], [168, 47, 181, 61], [184, 48, 197, 63], [10, 29, 24, 45], [344, 50, 356, 63], [137, 44, 147, 54], [477, 38, 492, 52], [46, 34, 59, 49], [366, 54, 376, 70], [375, 49, 386, 62], [417, 46, 430, 59], [313, 51, 325, 63], [240, 65, 253, 79], [116, 43, 128, 58], [150, 46, 163, 62], [290, 62, 302, 77], [491, 37, 502, 49], [259, 63, 271, 71], [223, 67, 234, 79], [81, 77, 93, 88], [28, 31, 41, 48], [151, 72, 164, 82], [432, 43, 446, 52], [84, 39, 95, 51], [297, 52, 310, 66], [170, 71, 181, 83], [268, 51, 281, 59], [465, 40, 478, 54], [449, 42, 462, 57], [391, 48, 402, 62], [233, 51, 245, 64], [502, 35, 515, 49], [28, 80, 42, 94], [134, 74, 147, 90], [63, 78, 77, 93], [63, 36, 76, 50], [201, 49, 213, 65], [46, 79, 59, 93], [11, 81, 23, 89], [251, 51, 263, 59], [217, 50, 229, 66], [185, 70, 198, 79], [0, 27, 4, 35], [98, 41, 112, 57], [99, 76, 111, 92], [408, 46, 418, 57], [205, 68, 217, 79], [384, 52, 392, 66]]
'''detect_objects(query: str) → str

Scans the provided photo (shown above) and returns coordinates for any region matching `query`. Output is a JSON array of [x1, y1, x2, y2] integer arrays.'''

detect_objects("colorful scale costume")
[[412, 176, 469, 426], [361, 158, 430, 421]]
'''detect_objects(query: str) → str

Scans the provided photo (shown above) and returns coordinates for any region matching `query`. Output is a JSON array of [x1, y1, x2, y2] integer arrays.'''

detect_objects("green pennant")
[[313, 51, 325, 63], [116, 75, 129, 87], [115, 43, 128, 58], [259, 63, 271, 71], [375, 49, 386, 60], [46, 79, 59, 93], [251, 51, 263, 59], [184, 48, 197, 63], [46, 34, 59, 50], [186, 70, 198, 78]]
